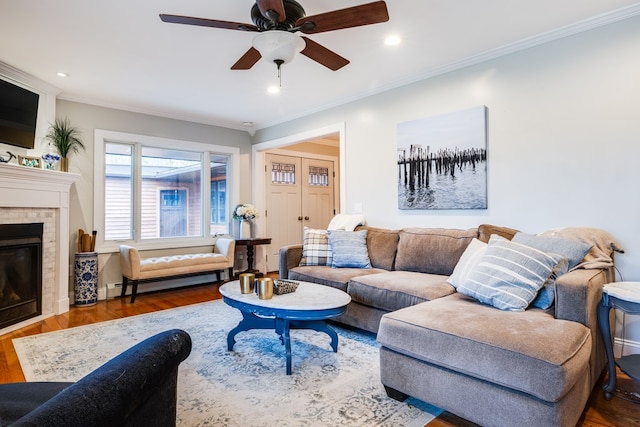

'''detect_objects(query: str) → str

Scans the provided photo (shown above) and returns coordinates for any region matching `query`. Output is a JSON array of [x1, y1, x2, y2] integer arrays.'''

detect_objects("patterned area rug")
[[13, 300, 441, 426]]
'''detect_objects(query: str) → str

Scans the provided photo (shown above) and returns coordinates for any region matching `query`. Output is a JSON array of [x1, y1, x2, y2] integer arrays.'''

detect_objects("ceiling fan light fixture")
[[252, 30, 305, 65]]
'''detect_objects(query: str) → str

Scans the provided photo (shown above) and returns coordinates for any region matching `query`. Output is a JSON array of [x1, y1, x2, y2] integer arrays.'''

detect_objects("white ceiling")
[[1, 1, 639, 132]]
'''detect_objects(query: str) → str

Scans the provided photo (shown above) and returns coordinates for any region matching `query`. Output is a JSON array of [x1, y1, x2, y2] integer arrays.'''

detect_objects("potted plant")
[[44, 117, 85, 171]]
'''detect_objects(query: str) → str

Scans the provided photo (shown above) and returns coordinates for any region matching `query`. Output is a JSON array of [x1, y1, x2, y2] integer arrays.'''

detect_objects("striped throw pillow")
[[299, 228, 333, 266], [457, 235, 567, 311]]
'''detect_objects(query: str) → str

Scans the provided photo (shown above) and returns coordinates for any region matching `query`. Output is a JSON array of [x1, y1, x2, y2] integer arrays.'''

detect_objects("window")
[[95, 130, 239, 252], [308, 166, 329, 186], [139, 146, 202, 240], [159, 189, 188, 237], [210, 180, 227, 233], [104, 143, 132, 240], [271, 162, 296, 184]]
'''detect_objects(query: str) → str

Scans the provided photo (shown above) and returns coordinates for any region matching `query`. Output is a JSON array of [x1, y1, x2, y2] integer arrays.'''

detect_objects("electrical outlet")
[[239, 254, 244, 260]]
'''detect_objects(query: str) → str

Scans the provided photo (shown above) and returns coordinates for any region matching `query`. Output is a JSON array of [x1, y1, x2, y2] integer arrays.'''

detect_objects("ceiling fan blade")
[[256, 0, 287, 23], [160, 14, 258, 32], [297, 1, 389, 34], [231, 47, 262, 70], [300, 37, 349, 71]]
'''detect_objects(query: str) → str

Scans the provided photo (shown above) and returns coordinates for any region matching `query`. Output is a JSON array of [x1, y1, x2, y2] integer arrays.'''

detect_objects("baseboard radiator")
[[106, 270, 232, 299]]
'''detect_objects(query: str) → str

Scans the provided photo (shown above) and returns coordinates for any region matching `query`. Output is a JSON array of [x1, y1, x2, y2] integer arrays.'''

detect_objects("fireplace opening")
[[0, 223, 43, 329]]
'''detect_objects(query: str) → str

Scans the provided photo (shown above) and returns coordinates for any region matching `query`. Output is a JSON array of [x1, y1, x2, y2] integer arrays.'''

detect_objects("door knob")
[[298, 216, 303, 221], [304, 216, 310, 221]]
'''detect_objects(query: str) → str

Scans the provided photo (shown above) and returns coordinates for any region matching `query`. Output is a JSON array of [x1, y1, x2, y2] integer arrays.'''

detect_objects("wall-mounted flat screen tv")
[[0, 78, 39, 150]]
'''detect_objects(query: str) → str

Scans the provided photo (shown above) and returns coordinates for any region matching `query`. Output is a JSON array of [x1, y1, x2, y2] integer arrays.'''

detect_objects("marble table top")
[[604, 282, 640, 304], [220, 280, 351, 311]]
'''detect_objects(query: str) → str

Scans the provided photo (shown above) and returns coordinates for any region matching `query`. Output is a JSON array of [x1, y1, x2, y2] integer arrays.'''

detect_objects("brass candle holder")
[[239, 273, 255, 294], [256, 277, 273, 300]]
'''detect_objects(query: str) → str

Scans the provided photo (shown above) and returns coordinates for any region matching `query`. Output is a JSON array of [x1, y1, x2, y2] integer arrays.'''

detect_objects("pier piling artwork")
[[397, 106, 487, 210]]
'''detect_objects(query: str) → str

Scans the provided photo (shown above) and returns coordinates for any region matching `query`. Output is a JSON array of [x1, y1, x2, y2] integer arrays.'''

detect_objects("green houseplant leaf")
[[45, 117, 85, 159]]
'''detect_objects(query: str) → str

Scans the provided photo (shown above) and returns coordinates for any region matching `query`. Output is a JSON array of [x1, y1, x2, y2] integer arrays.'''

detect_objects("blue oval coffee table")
[[220, 281, 351, 375]]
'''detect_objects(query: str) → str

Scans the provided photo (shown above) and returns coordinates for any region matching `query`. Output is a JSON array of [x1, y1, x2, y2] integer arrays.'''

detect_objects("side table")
[[235, 237, 272, 278], [597, 281, 640, 400]]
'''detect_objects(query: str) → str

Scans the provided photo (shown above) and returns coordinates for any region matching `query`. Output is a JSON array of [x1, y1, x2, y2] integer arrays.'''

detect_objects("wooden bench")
[[119, 238, 235, 303]]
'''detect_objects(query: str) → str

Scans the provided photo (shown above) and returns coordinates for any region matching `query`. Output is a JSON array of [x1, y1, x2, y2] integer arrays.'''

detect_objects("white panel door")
[[302, 158, 335, 230], [265, 154, 302, 272], [265, 154, 336, 272]]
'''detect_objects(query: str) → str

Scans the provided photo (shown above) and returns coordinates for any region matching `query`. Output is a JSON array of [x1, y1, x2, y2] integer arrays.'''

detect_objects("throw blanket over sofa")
[[279, 224, 622, 427]]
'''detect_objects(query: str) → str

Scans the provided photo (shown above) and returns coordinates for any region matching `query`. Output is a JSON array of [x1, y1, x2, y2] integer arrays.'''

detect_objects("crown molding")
[[0, 61, 61, 96]]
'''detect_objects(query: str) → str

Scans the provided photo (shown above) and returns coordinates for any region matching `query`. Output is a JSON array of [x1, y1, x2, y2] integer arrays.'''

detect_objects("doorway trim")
[[252, 122, 346, 242]]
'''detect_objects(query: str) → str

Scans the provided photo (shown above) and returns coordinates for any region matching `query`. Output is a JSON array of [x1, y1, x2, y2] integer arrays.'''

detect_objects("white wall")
[[253, 16, 640, 348]]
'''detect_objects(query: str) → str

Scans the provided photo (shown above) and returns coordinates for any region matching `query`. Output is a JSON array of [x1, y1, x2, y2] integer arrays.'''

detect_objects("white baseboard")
[[67, 270, 232, 303], [106, 271, 229, 299], [614, 337, 640, 357]]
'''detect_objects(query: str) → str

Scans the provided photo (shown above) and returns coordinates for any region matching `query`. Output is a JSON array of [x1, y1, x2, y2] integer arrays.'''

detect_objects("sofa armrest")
[[119, 245, 141, 280], [555, 266, 615, 390], [11, 329, 192, 427], [214, 237, 235, 265], [279, 244, 303, 279], [554, 267, 614, 327]]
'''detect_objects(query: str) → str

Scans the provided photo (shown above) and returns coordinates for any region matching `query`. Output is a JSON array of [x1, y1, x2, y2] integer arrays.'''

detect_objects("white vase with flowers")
[[232, 204, 258, 239]]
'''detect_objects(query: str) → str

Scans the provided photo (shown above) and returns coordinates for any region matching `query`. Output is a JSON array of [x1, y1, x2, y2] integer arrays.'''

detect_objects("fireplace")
[[0, 223, 43, 329], [0, 163, 76, 334]]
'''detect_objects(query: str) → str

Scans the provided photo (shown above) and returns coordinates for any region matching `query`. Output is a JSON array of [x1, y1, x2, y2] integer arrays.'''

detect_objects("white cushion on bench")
[[120, 238, 235, 281], [140, 253, 229, 277]]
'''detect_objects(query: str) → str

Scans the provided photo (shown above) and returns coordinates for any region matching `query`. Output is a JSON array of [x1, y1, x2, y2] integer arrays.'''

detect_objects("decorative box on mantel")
[[0, 163, 78, 335]]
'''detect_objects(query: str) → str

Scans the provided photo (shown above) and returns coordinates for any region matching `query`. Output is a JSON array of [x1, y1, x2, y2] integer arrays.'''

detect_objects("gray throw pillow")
[[511, 232, 592, 270], [328, 230, 371, 268]]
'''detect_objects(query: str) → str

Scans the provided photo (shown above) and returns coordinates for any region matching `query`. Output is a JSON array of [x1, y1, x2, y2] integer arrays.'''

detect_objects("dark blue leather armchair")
[[0, 329, 192, 426]]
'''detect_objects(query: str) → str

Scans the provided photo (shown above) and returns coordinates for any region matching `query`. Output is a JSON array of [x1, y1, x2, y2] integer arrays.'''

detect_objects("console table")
[[597, 281, 640, 400], [235, 237, 272, 277]]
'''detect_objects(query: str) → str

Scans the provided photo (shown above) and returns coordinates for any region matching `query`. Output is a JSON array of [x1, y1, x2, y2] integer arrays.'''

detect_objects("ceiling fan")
[[159, 0, 389, 72]]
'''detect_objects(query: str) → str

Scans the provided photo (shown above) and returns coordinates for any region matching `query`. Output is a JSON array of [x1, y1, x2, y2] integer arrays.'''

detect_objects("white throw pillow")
[[447, 238, 487, 289]]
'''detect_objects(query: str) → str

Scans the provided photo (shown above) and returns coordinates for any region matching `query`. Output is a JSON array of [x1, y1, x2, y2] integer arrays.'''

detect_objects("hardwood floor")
[[1, 279, 638, 426]]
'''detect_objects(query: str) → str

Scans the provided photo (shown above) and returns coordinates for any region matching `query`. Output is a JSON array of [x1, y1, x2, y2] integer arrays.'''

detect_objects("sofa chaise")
[[279, 224, 622, 427]]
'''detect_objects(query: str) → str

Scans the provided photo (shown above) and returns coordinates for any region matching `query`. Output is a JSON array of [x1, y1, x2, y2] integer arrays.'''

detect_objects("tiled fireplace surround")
[[0, 163, 76, 335]]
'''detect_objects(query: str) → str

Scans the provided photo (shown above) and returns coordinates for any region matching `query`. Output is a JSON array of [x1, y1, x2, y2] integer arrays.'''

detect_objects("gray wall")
[[253, 17, 640, 347], [57, 100, 252, 288]]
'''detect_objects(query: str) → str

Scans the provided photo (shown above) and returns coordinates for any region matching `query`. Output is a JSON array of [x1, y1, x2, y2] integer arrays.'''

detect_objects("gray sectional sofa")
[[279, 224, 621, 427]]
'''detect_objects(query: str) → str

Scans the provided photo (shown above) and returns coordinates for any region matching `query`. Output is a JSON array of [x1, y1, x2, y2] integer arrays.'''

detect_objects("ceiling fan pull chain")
[[275, 59, 284, 87]]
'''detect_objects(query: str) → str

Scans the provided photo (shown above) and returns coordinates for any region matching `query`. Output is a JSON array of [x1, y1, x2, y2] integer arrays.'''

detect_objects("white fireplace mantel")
[[0, 163, 77, 331]]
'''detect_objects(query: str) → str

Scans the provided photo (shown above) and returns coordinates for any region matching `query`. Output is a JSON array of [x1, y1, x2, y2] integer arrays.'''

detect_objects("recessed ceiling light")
[[56, 72, 70, 77], [242, 121, 253, 127], [384, 35, 401, 46], [267, 85, 280, 94]]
